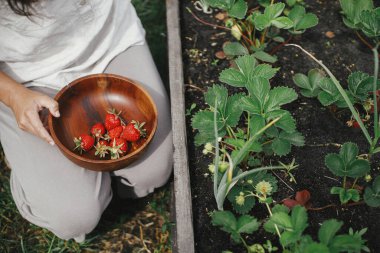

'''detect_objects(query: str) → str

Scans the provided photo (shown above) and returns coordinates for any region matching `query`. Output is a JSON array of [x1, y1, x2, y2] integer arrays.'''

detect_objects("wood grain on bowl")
[[48, 74, 158, 172]]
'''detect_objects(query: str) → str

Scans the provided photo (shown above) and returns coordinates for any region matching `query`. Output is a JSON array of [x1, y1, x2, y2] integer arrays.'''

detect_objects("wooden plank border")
[[166, 0, 195, 253]]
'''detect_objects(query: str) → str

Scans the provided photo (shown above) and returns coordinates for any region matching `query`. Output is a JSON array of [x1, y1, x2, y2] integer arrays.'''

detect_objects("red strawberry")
[[94, 141, 109, 158], [109, 138, 128, 160], [104, 108, 122, 131], [120, 120, 146, 142], [352, 121, 360, 128], [107, 126, 123, 139], [73, 134, 95, 154], [91, 123, 106, 138]]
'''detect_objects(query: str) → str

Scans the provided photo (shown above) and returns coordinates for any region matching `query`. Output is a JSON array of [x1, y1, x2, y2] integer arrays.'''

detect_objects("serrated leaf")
[[272, 138, 291, 156], [220, 68, 247, 87], [364, 175, 380, 207], [192, 110, 225, 145], [325, 153, 346, 177], [272, 16, 294, 29], [253, 51, 278, 63], [265, 86, 298, 112], [265, 3, 285, 19], [241, 95, 261, 114], [318, 219, 343, 245], [223, 42, 249, 56], [347, 159, 370, 177], [288, 5, 306, 24], [348, 71, 373, 101], [270, 212, 293, 230], [246, 77, 270, 106], [296, 13, 319, 30], [304, 243, 330, 253], [286, 0, 297, 7], [291, 205, 308, 232], [249, 114, 266, 138], [204, 85, 228, 111], [267, 110, 296, 133], [359, 8, 380, 38], [254, 13, 271, 31], [339, 0, 374, 27], [272, 204, 290, 214], [339, 142, 359, 164], [228, 0, 248, 19], [280, 230, 302, 247], [235, 54, 258, 78], [225, 93, 244, 127], [280, 131, 305, 146], [237, 215, 260, 233], [293, 69, 324, 97], [318, 91, 339, 106], [330, 234, 364, 252], [227, 186, 256, 214], [211, 210, 237, 233], [252, 64, 279, 79]]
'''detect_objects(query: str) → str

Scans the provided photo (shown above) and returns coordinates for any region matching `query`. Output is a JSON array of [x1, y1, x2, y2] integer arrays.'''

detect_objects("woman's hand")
[[8, 86, 60, 145]]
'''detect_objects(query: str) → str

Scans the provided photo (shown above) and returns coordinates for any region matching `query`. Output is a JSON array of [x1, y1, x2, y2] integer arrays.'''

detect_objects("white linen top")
[[0, 0, 146, 90]]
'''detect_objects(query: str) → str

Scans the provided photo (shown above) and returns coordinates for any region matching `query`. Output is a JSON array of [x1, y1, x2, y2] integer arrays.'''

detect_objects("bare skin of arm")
[[0, 71, 60, 145]]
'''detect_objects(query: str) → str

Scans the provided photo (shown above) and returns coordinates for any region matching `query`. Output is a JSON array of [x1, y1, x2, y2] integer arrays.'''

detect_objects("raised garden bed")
[[169, 0, 380, 252]]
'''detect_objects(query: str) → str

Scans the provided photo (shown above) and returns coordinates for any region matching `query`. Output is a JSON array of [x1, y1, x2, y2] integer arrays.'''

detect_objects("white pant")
[[0, 43, 173, 241]]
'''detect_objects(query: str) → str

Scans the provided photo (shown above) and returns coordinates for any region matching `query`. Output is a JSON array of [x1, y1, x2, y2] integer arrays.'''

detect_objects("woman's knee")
[[48, 197, 105, 240]]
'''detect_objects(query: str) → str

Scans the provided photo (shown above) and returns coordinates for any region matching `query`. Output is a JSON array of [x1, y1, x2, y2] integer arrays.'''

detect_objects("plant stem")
[[240, 236, 250, 252], [214, 99, 220, 201], [227, 125, 237, 139], [247, 113, 251, 139], [371, 43, 380, 152], [351, 177, 359, 189], [265, 203, 282, 240], [286, 44, 373, 145], [355, 31, 375, 51], [343, 176, 347, 189]]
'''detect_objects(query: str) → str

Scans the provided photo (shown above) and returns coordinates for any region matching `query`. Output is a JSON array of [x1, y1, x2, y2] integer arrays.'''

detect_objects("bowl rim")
[[48, 73, 158, 165]]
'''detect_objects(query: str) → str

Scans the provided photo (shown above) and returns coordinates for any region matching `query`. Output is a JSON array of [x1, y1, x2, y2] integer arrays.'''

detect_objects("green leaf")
[[220, 68, 247, 87], [272, 16, 294, 29], [223, 42, 249, 56], [265, 86, 298, 112], [364, 175, 380, 207], [286, 0, 297, 7], [265, 3, 286, 19], [236, 55, 258, 78], [288, 5, 318, 32], [251, 64, 279, 79], [325, 154, 345, 177], [241, 96, 261, 114], [254, 13, 271, 31], [293, 69, 324, 97], [317, 77, 341, 106], [204, 85, 228, 110], [279, 131, 305, 146], [359, 8, 380, 38], [347, 159, 370, 178], [339, 0, 374, 27], [339, 142, 359, 164], [267, 110, 296, 133], [280, 231, 302, 247], [330, 234, 364, 252], [272, 137, 291, 156], [225, 93, 244, 127], [246, 77, 270, 106], [291, 205, 308, 232], [249, 114, 266, 137], [253, 51, 278, 63], [272, 204, 290, 214], [304, 243, 330, 253], [228, 0, 248, 19], [270, 212, 293, 230], [211, 210, 237, 233], [237, 215, 260, 234], [318, 219, 343, 245], [347, 71, 373, 101], [227, 186, 256, 214]]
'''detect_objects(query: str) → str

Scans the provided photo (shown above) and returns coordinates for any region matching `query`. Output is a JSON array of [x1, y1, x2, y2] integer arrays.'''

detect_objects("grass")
[[0, 0, 172, 252]]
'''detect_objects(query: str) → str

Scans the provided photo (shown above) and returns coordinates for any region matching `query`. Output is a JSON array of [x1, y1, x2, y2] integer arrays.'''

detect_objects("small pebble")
[[325, 31, 335, 38]]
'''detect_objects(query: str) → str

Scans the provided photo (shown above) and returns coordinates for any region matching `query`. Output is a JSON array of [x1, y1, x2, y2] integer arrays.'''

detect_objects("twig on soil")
[[185, 84, 206, 93], [139, 225, 151, 253], [308, 200, 366, 211], [272, 170, 294, 192], [323, 175, 340, 182], [306, 143, 342, 148]]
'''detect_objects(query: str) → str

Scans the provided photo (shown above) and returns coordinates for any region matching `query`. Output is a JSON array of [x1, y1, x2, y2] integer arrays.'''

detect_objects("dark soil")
[[181, 0, 380, 252]]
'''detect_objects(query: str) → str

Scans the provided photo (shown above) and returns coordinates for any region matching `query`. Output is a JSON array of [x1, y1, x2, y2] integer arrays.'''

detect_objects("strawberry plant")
[[191, 0, 318, 62], [265, 205, 369, 252]]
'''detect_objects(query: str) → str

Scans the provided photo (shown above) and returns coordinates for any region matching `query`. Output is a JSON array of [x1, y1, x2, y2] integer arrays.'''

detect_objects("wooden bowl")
[[48, 74, 158, 172]]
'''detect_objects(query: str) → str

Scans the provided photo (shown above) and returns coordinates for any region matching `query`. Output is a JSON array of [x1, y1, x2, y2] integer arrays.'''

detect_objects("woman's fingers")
[[27, 108, 55, 145], [38, 96, 60, 117]]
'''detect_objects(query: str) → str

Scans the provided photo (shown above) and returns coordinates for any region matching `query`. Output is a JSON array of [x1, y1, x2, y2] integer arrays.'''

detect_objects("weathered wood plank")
[[166, 0, 195, 252]]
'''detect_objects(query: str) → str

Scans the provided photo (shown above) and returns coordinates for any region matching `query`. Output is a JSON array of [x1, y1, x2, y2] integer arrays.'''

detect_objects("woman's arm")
[[0, 71, 60, 145]]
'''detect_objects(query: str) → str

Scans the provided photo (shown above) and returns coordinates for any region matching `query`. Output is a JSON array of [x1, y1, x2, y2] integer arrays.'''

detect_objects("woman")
[[0, 0, 173, 242]]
